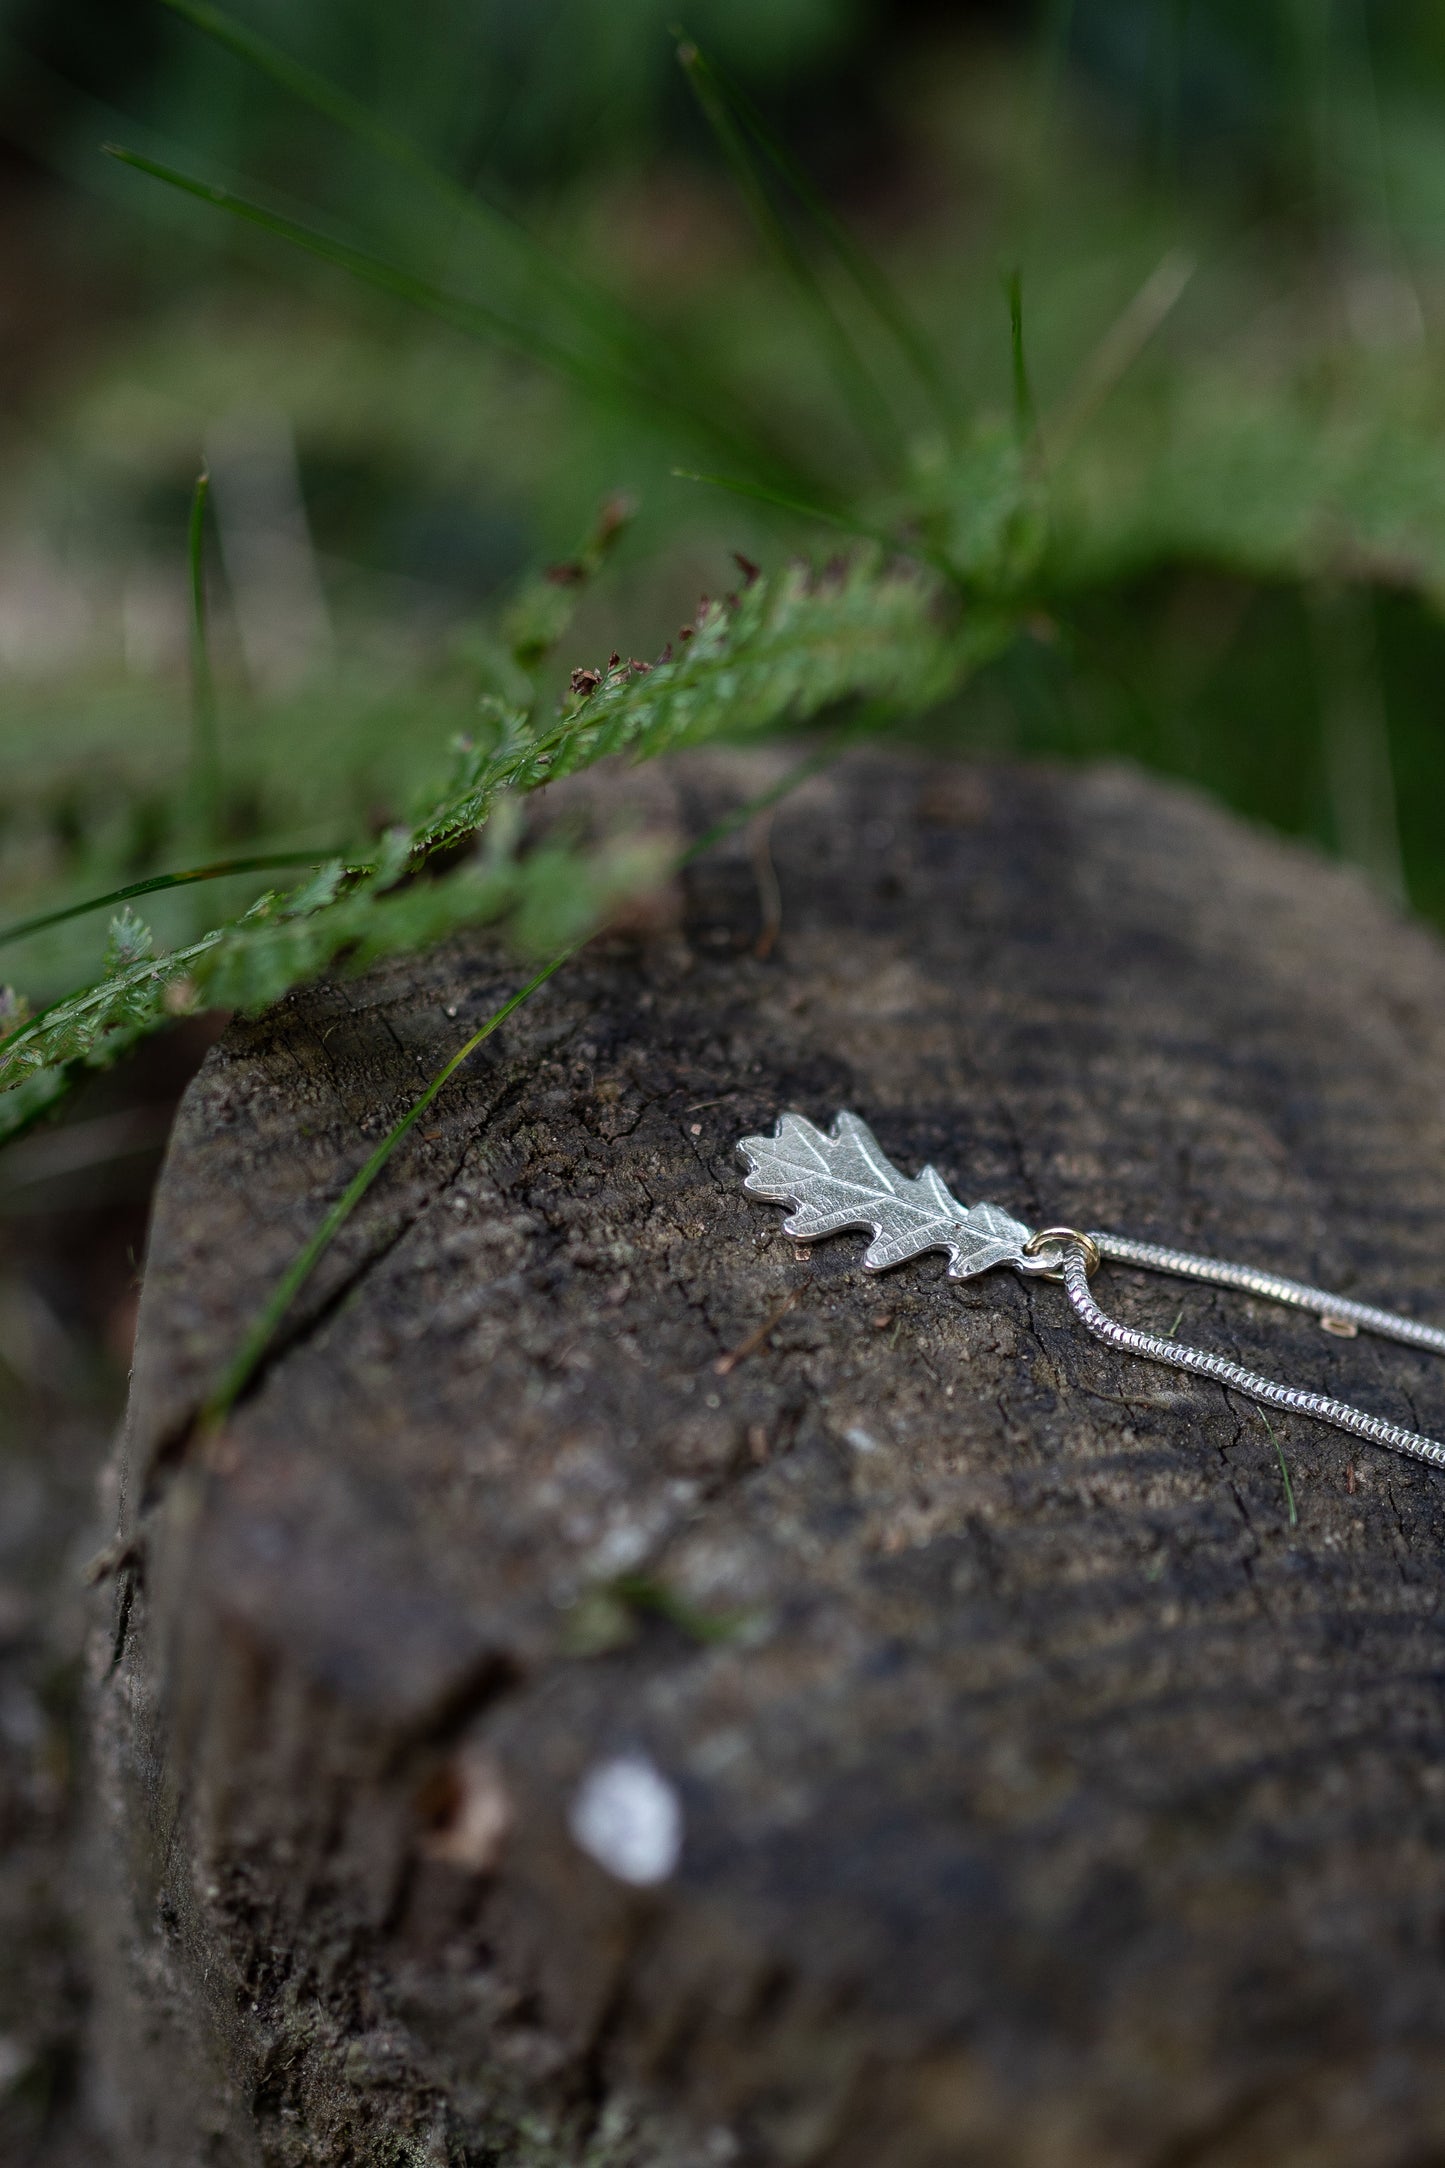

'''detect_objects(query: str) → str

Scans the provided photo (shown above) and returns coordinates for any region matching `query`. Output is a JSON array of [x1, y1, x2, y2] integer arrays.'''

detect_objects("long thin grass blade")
[[1257, 1407, 1298, 1527], [671, 468, 958, 581], [1044, 248, 1194, 458], [160, 0, 479, 201], [106, 147, 632, 393], [0, 853, 331, 949], [683, 41, 956, 432], [1005, 0, 1076, 260], [187, 464, 220, 839], [105, 146, 819, 495], [1027, 0, 1077, 187], [156, 0, 656, 353], [155, 0, 806, 495], [676, 37, 903, 474], [202, 946, 574, 1422], [1004, 267, 1037, 448], [672, 467, 875, 537]]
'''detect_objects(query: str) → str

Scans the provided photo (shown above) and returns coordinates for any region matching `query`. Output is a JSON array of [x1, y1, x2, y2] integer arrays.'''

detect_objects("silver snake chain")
[[737, 1111, 1445, 1473], [1059, 1235, 1445, 1471]]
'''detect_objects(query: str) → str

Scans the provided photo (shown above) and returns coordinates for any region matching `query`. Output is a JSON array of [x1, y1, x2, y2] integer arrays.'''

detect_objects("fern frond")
[[0, 551, 1006, 1145], [530, 553, 1008, 773]]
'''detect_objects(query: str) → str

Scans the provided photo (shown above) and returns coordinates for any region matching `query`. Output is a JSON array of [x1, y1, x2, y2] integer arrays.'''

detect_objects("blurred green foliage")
[[4, 0, 855, 189], [2, 0, 1445, 1136]]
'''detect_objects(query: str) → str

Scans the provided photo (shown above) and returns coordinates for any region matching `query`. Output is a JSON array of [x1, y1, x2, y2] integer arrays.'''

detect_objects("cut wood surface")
[[91, 750, 1445, 2168]]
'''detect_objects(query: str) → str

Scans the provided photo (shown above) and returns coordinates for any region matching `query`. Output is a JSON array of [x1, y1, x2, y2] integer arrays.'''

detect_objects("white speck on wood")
[[569, 1754, 683, 1885]]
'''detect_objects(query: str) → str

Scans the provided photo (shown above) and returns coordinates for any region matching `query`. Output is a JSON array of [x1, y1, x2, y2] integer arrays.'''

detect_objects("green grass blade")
[[671, 468, 959, 582], [674, 726, 866, 861], [607, 1572, 754, 1644], [1004, 267, 1037, 448], [201, 946, 575, 1423], [187, 464, 220, 840], [155, 0, 809, 497], [0, 853, 333, 949], [105, 147, 630, 393], [1044, 248, 1194, 457], [1006, 0, 1075, 260], [159, 0, 470, 200], [672, 467, 876, 538], [1028, 0, 1076, 180], [676, 36, 903, 475], [106, 147, 820, 497], [1257, 1407, 1298, 1527], [155, 0, 655, 348], [681, 41, 956, 432]]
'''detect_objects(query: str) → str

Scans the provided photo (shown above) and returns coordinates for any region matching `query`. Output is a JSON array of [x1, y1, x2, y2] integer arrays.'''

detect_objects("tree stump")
[[90, 750, 1445, 2168]]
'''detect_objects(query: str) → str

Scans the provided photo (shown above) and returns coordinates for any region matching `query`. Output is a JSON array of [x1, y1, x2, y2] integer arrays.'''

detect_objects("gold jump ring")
[[1021, 1226, 1102, 1280]]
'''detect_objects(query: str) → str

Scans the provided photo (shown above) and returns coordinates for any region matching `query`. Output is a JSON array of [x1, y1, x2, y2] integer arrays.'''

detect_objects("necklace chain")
[[1056, 1235, 1445, 1470]]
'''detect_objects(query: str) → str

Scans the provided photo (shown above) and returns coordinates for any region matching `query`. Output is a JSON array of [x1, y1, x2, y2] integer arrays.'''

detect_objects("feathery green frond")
[[0, 551, 1013, 1143]]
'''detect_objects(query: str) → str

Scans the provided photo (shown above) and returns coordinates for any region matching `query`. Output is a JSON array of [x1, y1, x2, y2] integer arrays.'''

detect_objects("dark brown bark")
[[89, 750, 1445, 2167]]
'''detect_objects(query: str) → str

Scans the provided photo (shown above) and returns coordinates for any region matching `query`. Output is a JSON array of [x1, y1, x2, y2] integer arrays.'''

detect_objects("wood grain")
[[90, 750, 1445, 2167]]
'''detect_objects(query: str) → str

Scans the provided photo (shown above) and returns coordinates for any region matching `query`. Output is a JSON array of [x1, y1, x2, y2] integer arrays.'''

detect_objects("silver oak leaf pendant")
[[737, 1109, 1033, 1279], [734, 1107, 1445, 1476]]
